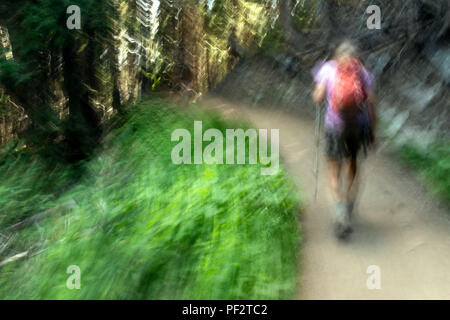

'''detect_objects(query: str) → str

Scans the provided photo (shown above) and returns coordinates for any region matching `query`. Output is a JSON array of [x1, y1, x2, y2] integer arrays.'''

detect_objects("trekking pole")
[[314, 104, 323, 202]]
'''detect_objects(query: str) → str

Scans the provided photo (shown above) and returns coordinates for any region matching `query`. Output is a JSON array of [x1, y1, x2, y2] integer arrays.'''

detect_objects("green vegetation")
[[399, 141, 450, 206], [259, 27, 289, 57], [0, 97, 301, 299], [0, 147, 73, 230]]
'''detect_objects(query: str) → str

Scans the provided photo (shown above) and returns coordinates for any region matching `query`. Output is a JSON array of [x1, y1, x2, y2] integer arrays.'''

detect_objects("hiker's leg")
[[328, 160, 342, 203], [325, 129, 352, 236], [329, 159, 352, 238], [346, 155, 358, 200], [343, 124, 364, 219], [325, 129, 343, 202]]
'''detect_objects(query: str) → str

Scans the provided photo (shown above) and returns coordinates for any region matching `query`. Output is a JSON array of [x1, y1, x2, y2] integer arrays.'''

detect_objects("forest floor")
[[205, 97, 450, 299]]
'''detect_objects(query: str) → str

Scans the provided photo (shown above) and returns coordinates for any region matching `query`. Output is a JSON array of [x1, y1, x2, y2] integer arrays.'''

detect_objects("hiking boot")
[[333, 202, 352, 239]]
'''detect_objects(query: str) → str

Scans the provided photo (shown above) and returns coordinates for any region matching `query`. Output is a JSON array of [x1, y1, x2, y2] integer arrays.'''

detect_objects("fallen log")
[[0, 251, 28, 268]]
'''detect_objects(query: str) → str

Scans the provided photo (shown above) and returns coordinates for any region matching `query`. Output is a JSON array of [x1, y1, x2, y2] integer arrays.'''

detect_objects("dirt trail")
[[206, 97, 450, 300]]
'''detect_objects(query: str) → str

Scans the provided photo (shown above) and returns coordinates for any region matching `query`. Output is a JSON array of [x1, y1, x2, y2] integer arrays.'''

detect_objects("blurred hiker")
[[312, 40, 376, 238]]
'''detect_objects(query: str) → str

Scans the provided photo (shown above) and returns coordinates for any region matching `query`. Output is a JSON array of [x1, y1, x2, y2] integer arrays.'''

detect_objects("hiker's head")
[[334, 40, 359, 62]]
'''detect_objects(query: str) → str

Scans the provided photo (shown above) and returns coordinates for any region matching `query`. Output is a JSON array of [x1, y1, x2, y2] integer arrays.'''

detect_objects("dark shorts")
[[325, 124, 370, 162]]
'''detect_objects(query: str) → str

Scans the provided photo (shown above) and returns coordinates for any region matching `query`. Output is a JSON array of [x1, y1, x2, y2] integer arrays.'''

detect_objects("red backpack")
[[331, 57, 367, 114]]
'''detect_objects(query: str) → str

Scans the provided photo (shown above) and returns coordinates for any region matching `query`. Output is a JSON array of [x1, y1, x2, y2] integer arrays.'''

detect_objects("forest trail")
[[205, 97, 450, 300]]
